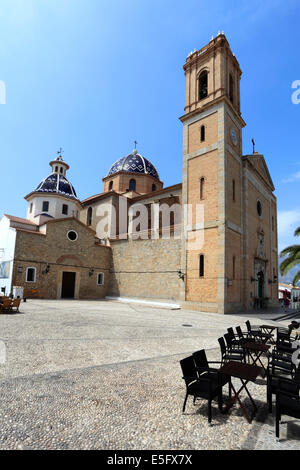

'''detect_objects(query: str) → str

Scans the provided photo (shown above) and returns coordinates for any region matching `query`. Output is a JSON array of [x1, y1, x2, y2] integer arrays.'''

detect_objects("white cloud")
[[282, 171, 300, 183], [278, 209, 300, 252]]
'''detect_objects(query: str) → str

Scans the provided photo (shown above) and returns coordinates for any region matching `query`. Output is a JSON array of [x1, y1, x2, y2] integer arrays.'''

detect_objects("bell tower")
[[180, 33, 246, 314]]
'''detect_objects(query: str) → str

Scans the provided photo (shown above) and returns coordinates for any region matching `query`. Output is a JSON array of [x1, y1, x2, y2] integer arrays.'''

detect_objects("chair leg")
[[208, 399, 212, 424], [275, 401, 280, 441], [182, 393, 188, 413], [228, 381, 232, 399]]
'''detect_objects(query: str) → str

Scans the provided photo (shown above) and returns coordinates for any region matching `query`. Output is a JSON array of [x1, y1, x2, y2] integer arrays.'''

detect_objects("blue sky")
[[0, 0, 299, 256]]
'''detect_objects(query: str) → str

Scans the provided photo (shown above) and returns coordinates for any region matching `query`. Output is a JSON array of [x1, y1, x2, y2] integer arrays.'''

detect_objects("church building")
[[0, 34, 278, 313]]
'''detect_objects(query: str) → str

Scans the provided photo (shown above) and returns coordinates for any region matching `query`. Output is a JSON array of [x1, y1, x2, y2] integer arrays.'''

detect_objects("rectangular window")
[[30, 203, 33, 214], [199, 255, 204, 278], [97, 272, 104, 285], [62, 204, 68, 215], [200, 125, 205, 142], [26, 267, 36, 282], [233, 256, 236, 280], [42, 201, 49, 212], [200, 178, 205, 200], [232, 179, 236, 202]]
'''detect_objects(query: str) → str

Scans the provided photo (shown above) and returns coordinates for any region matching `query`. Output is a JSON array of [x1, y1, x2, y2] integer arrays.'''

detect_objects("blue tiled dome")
[[34, 173, 78, 200], [108, 150, 159, 180]]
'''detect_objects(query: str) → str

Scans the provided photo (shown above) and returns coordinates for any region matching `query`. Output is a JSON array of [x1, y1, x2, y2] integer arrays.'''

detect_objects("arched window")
[[170, 211, 175, 227], [152, 184, 156, 192], [200, 125, 205, 142], [199, 71, 208, 100], [109, 181, 113, 191], [129, 179, 136, 192], [199, 255, 204, 278], [257, 200, 263, 217], [87, 207, 93, 226], [200, 177, 205, 200], [60, 167, 63, 174], [55, 166, 58, 173], [229, 74, 234, 104]]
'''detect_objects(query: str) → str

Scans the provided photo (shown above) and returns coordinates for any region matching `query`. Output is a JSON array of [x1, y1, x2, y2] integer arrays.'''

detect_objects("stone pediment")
[[243, 154, 275, 191]]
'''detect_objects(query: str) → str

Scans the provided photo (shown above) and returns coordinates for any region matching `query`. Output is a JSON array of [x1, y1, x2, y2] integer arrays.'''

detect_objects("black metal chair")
[[192, 349, 230, 388], [218, 336, 245, 365], [235, 325, 255, 344], [276, 327, 299, 353], [227, 327, 245, 348], [224, 333, 246, 359], [180, 355, 224, 424], [245, 320, 272, 343], [266, 349, 298, 413], [275, 377, 300, 441]]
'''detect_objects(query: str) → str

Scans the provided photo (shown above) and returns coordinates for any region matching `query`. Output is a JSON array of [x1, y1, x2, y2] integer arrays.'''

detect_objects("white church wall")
[[0, 216, 16, 295]]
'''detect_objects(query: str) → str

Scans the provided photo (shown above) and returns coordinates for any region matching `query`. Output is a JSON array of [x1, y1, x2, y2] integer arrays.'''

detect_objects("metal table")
[[220, 361, 261, 423], [259, 325, 276, 344], [242, 341, 270, 377]]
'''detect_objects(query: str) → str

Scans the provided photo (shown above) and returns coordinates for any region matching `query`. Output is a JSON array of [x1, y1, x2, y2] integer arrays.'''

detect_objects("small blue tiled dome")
[[34, 173, 78, 200], [108, 150, 159, 180]]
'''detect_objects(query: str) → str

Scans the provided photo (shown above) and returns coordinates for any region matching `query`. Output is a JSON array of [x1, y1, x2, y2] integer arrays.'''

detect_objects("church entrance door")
[[257, 271, 264, 299], [61, 272, 76, 299]]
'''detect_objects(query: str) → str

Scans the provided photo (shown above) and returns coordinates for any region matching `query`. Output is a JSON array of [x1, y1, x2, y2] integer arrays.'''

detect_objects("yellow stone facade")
[[180, 34, 278, 313]]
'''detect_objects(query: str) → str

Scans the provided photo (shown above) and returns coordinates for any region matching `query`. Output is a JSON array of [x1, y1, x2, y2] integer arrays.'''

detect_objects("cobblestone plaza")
[[0, 300, 299, 450]]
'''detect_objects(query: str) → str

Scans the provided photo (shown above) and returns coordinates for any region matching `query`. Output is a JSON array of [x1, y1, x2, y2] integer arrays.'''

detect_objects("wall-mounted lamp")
[[42, 264, 50, 275], [89, 268, 94, 277], [251, 276, 257, 283], [268, 276, 278, 284], [178, 270, 185, 281]]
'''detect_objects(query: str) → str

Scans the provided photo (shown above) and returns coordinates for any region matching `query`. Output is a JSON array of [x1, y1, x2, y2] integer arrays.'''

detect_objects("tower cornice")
[[184, 34, 242, 76], [179, 95, 246, 128]]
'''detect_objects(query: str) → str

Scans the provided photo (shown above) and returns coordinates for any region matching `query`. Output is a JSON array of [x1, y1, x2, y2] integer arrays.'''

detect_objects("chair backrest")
[[227, 327, 235, 339], [218, 337, 226, 354], [193, 349, 208, 373], [2, 299, 12, 308], [180, 356, 197, 387], [277, 329, 291, 343], [12, 298, 21, 307], [236, 326, 243, 338], [224, 333, 232, 349], [245, 320, 251, 332]]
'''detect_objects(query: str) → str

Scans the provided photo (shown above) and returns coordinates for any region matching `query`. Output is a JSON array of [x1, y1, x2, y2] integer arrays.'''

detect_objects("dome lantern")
[[25, 151, 80, 224]]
